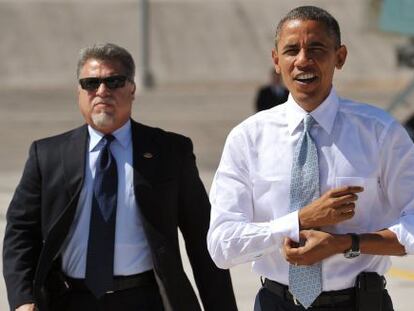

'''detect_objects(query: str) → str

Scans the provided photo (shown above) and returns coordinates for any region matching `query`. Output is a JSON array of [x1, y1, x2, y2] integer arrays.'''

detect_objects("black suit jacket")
[[3, 120, 237, 311]]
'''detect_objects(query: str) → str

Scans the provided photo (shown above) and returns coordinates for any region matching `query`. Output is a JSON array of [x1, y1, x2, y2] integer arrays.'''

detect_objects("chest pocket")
[[326, 176, 379, 233]]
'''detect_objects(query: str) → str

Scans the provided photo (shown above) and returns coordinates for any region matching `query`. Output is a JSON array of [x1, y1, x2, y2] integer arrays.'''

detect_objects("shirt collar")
[[286, 87, 339, 135], [88, 119, 132, 151]]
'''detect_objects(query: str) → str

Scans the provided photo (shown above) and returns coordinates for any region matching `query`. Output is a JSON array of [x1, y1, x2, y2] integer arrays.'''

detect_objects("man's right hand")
[[299, 186, 364, 229], [16, 303, 35, 311]]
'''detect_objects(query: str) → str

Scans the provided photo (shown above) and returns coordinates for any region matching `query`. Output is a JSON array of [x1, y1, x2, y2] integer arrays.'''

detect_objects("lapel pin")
[[143, 152, 153, 159]]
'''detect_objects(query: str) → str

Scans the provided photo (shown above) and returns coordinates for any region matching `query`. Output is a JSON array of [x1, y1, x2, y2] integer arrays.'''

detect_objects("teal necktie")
[[288, 114, 322, 309]]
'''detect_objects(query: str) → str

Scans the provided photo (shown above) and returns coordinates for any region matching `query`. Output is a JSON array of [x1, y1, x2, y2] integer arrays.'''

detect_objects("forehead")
[[80, 58, 124, 77], [278, 19, 334, 47]]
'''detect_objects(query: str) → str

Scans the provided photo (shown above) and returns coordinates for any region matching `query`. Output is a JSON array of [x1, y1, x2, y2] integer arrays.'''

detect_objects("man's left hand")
[[283, 230, 349, 266]]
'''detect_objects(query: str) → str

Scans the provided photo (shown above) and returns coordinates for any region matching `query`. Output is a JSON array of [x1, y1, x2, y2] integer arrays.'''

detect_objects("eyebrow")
[[281, 41, 328, 52], [282, 44, 300, 51], [307, 41, 327, 48]]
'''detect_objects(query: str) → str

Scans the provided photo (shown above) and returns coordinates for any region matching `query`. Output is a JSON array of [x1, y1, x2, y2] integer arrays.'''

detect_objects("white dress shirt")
[[208, 88, 414, 291], [62, 120, 153, 277]]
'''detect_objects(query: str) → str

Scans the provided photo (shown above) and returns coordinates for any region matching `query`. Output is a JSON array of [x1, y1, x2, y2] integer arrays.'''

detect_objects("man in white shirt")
[[208, 5, 414, 311]]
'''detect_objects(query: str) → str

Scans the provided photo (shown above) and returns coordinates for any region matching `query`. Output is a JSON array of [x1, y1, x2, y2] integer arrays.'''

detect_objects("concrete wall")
[[0, 0, 412, 89], [0, 0, 140, 88]]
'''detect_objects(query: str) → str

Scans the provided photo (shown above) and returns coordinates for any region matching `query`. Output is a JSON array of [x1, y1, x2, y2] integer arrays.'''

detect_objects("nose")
[[96, 82, 111, 96], [295, 48, 313, 67]]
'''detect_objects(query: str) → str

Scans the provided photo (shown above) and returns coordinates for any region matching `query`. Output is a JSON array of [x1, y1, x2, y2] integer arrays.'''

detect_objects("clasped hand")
[[284, 230, 340, 265], [283, 186, 364, 265]]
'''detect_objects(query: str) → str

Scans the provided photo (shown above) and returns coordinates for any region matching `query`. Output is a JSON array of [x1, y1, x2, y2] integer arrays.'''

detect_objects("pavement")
[[1, 85, 414, 310]]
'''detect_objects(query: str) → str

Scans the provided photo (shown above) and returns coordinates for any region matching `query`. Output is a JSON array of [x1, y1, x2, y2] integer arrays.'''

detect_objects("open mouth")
[[294, 73, 317, 84]]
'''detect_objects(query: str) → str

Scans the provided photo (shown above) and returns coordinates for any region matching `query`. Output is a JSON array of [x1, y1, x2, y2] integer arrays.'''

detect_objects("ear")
[[335, 45, 347, 69], [272, 48, 281, 74], [130, 82, 136, 100]]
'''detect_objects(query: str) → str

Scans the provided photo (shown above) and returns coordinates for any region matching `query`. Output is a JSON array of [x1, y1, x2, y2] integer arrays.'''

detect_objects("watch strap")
[[349, 233, 360, 252]]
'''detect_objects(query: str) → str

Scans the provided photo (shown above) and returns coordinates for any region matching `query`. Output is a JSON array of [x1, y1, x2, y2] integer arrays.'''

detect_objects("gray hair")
[[275, 6, 341, 49], [77, 43, 135, 80]]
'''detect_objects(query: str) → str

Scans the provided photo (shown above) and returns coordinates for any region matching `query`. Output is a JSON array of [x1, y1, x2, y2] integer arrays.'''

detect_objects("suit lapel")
[[35, 125, 88, 286], [131, 120, 160, 186], [61, 125, 88, 198], [131, 120, 164, 226]]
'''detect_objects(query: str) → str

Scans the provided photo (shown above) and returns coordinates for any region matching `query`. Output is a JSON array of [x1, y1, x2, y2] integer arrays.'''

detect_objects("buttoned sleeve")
[[381, 121, 414, 254], [207, 125, 299, 269]]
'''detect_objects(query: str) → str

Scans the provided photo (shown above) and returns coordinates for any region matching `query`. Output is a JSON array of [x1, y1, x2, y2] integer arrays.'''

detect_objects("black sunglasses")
[[79, 75, 130, 91]]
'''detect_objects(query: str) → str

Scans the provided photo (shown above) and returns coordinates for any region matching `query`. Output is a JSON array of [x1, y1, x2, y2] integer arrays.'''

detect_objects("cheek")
[[321, 64, 336, 81], [78, 95, 89, 109], [114, 93, 133, 112], [279, 64, 294, 83], [279, 58, 294, 74], [79, 94, 96, 114]]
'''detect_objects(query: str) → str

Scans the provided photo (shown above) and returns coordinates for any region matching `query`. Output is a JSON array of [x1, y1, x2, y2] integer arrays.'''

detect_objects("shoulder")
[[228, 103, 287, 140], [337, 97, 402, 144], [339, 98, 392, 121], [162, 129, 193, 151], [32, 125, 87, 149], [132, 121, 193, 152], [338, 97, 396, 129]]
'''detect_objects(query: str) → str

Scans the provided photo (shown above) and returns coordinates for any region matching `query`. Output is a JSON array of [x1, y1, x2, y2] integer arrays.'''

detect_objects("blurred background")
[[1, 0, 414, 310]]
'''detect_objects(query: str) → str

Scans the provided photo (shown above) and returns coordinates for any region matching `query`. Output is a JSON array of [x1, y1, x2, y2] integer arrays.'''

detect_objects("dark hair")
[[77, 43, 135, 80], [275, 6, 341, 49]]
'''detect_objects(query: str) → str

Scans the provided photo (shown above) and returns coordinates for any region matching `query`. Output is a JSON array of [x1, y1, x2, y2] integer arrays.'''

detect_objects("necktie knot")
[[303, 114, 316, 132], [98, 135, 116, 171], [102, 134, 115, 145]]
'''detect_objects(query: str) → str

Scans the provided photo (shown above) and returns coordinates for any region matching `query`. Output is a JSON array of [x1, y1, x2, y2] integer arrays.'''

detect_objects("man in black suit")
[[255, 69, 289, 112], [3, 43, 237, 311], [404, 113, 414, 141]]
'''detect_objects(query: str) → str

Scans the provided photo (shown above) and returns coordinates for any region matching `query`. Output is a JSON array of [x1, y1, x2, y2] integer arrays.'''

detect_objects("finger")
[[283, 238, 296, 256], [331, 186, 364, 197], [335, 202, 356, 213], [329, 195, 358, 213], [284, 244, 302, 257], [283, 237, 290, 250], [297, 231, 315, 250], [339, 207, 355, 218], [334, 200, 356, 210], [299, 229, 311, 240], [285, 251, 301, 263], [285, 236, 301, 249], [334, 193, 359, 205]]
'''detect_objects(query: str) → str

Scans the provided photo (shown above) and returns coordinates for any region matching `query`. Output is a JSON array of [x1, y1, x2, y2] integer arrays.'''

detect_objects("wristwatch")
[[344, 233, 360, 259]]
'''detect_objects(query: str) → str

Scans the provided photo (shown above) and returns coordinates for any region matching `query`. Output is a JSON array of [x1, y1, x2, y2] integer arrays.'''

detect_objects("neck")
[[295, 101, 321, 112]]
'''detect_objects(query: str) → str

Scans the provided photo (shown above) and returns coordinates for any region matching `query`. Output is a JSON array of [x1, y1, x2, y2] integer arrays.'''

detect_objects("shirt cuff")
[[389, 222, 414, 254], [269, 210, 300, 243]]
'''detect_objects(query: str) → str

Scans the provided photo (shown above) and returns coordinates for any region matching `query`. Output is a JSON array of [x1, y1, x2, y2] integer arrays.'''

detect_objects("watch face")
[[344, 250, 360, 259]]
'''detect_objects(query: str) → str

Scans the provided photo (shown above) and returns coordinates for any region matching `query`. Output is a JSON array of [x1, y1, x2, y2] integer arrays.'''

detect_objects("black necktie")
[[85, 134, 118, 298]]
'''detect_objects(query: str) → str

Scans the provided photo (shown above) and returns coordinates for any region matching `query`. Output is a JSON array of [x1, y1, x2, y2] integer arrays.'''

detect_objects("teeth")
[[296, 73, 315, 79]]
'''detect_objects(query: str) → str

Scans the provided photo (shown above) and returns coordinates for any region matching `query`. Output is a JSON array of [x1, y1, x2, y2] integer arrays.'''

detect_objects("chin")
[[91, 113, 115, 131]]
